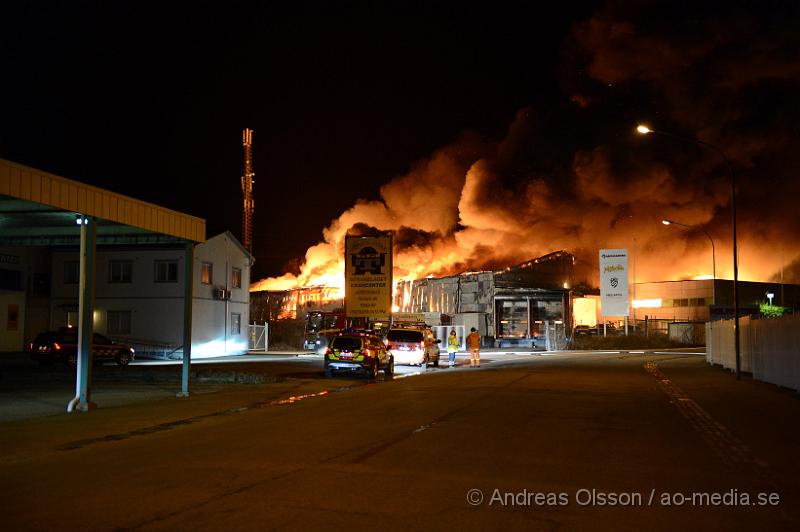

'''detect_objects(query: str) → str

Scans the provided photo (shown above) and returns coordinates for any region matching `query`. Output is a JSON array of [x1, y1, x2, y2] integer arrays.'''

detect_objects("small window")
[[107, 310, 131, 334], [64, 261, 79, 284], [232, 267, 242, 289], [201, 262, 213, 285], [155, 260, 178, 283], [109, 261, 132, 283], [231, 313, 241, 335]]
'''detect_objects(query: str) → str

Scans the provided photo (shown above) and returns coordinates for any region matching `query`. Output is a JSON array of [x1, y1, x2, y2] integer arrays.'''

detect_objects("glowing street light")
[[661, 218, 716, 306], [637, 124, 741, 379]]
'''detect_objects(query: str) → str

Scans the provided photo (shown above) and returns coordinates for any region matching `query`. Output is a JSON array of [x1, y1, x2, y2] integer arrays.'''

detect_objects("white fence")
[[248, 323, 268, 351], [431, 325, 467, 350], [706, 314, 800, 391]]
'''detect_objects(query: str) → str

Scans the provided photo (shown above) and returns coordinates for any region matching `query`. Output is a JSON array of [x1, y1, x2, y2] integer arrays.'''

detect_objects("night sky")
[[2, 1, 799, 285]]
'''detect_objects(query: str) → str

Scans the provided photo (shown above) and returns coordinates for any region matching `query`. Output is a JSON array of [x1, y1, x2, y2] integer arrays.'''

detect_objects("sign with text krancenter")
[[345, 235, 393, 319], [599, 248, 629, 317]]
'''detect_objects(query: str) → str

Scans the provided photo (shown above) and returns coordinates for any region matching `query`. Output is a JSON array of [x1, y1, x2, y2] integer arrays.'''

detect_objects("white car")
[[386, 327, 440, 367]]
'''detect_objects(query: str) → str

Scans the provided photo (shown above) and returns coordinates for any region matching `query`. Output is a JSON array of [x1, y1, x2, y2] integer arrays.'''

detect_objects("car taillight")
[[53, 342, 61, 350], [364, 349, 371, 357]]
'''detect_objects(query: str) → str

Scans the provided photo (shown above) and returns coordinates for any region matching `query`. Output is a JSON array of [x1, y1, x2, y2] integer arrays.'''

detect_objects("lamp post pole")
[[661, 219, 716, 307], [638, 125, 740, 379]]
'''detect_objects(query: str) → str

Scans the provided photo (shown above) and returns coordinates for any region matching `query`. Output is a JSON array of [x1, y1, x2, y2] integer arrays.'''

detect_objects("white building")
[[48, 231, 252, 357]]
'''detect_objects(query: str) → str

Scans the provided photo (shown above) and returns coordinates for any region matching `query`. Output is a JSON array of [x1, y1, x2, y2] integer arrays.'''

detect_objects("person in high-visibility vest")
[[466, 327, 481, 368], [447, 329, 459, 367]]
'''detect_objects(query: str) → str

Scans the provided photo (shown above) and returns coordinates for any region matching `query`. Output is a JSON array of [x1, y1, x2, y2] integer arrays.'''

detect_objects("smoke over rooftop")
[[251, 1, 800, 292]]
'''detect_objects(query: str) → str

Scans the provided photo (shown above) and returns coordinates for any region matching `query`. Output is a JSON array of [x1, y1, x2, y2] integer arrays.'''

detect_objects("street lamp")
[[638, 124, 741, 379], [661, 219, 716, 307]]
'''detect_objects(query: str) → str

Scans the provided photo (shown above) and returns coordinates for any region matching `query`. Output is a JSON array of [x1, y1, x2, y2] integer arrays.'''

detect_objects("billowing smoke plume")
[[252, 2, 800, 292]]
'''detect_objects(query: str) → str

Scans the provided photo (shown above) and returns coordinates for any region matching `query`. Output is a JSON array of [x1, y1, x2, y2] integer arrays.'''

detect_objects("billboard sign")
[[599, 249, 629, 317], [345, 235, 393, 319]]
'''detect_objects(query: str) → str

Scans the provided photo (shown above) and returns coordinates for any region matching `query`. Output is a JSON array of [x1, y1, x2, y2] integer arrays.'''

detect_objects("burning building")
[[395, 251, 575, 348], [250, 285, 342, 323]]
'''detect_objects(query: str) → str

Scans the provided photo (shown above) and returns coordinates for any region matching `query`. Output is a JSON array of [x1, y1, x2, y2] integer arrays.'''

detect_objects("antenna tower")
[[241, 128, 255, 255]]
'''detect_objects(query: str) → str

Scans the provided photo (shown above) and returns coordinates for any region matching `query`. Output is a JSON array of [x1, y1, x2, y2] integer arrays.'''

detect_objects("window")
[[64, 261, 79, 284], [232, 267, 242, 289], [231, 312, 241, 335], [155, 260, 178, 283], [109, 261, 132, 283], [107, 310, 131, 334], [201, 262, 213, 285], [386, 330, 423, 343]]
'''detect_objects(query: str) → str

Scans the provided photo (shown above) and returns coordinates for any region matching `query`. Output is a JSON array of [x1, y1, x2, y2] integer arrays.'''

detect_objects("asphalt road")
[[1, 350, 798, 531]]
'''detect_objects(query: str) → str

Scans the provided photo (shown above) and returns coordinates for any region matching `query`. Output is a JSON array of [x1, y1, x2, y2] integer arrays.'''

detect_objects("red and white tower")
[[241, 128, 255, 255]]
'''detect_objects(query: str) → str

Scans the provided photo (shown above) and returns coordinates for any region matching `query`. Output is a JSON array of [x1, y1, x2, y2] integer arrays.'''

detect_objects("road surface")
[[0, 350, 798, 531]]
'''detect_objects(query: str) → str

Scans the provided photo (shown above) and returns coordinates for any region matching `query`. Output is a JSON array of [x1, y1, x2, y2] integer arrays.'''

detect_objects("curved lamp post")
[[662, 219, 716, 306], [638, 125, 740, 379]]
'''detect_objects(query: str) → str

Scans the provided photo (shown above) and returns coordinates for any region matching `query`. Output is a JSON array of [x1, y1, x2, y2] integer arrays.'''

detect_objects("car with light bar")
[[385, 326, 440, 367], [29, 327, 135, 367], [324, 331, 394, 379]]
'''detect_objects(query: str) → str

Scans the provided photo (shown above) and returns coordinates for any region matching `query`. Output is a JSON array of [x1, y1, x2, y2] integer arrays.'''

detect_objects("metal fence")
[[112, 337, 181, 360], [544, 320, 568, 351], [249, 323, 268, 351], [431, 325, 467, 350], [706, 314, 800, 391]]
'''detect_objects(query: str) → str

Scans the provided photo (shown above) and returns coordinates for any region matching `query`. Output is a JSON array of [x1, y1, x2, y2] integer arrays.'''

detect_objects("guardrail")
[[110, 337, 182, 360]]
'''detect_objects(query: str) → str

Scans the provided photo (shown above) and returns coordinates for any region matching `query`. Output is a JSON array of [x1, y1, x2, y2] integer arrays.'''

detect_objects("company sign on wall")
[[345, 235, 393, 319], [599, 249, 629, 317]]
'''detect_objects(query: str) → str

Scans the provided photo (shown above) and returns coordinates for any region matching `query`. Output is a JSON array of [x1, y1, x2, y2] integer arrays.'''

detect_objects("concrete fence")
[[706, 314, 800, 391]]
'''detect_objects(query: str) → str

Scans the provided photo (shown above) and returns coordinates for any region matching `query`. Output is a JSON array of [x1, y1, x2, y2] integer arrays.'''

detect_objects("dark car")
[[30, 327, 135, 367], [573, 325, 597, 337], [324, 332, 394, 379]]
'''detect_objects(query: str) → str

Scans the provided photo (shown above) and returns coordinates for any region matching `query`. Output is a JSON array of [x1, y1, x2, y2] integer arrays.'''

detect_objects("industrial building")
[[631, 279, 800, 322], [394, 251, 574, 348]]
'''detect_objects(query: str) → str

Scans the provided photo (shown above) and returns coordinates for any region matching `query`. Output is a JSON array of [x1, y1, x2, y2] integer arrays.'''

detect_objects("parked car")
[[324, 332, 394, 379], [573, 325, 597, 337], [29, 327, 135, 367], [385, 326, 440, 367]]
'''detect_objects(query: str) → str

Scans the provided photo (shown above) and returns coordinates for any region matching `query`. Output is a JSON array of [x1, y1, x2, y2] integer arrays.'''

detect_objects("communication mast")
[[241, 128, 255, 255]]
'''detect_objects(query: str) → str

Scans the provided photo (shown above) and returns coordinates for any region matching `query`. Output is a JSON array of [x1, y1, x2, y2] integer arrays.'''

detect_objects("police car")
[[30, 327, 135, 367]]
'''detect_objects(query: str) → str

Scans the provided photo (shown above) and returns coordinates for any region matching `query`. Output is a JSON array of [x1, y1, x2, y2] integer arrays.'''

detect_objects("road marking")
[[644, 361, 764, 469]]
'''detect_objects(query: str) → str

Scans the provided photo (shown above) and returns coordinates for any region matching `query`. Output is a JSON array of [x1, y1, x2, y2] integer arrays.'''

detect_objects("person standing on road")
[[467, 327, 481, 367], [447, 329, 459, 367]]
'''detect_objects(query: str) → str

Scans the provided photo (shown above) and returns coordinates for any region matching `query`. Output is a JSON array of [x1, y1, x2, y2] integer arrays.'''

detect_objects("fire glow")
[[249, 9, 800, 299]]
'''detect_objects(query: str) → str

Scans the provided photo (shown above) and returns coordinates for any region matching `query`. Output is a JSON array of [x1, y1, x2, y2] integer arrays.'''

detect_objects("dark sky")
[[0, 1, 600, 278], [3, 1, 799, 285]]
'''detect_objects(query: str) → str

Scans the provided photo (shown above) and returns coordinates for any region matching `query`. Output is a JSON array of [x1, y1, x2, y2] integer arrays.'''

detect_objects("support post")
[[68, 215, 96, 413], [178, 241, 194, 398]]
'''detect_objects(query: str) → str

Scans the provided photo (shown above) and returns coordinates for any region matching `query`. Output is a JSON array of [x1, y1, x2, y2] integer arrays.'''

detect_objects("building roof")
[[0, 158, 205, 245]]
